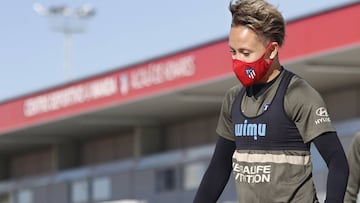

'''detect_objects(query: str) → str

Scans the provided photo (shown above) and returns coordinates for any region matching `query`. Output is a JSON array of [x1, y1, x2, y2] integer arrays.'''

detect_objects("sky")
[[0, 0, 357, 102]]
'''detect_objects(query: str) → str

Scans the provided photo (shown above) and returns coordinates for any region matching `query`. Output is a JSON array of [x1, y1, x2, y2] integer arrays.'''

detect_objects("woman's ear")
[[269, 42, 279, 60]]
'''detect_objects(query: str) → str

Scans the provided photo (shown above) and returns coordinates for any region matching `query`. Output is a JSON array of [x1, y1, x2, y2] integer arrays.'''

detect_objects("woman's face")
[[228, 26, 269, 62]]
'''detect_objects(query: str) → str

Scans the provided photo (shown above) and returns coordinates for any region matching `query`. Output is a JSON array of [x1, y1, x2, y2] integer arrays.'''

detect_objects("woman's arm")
[[313, 131, 349, 203], [193, 136, 236, 203]]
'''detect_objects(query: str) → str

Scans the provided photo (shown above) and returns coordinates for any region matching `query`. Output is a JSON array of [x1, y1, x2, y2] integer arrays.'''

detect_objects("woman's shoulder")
[[286, 73, 323, 103]]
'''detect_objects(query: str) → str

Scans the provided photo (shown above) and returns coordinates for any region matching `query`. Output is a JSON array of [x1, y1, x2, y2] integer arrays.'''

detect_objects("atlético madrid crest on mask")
[[245, 67, 256, 79]]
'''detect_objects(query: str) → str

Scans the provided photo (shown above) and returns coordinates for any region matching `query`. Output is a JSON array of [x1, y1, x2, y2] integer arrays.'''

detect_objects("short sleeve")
[[216, 85, 242, 141], [284, 76, 336, 143]]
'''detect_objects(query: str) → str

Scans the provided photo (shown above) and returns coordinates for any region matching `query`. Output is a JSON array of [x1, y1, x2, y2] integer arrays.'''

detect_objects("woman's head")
[[229, 0, 285, 47]]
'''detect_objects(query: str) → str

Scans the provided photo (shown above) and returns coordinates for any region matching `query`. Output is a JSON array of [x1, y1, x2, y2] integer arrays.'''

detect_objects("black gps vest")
[[231, 70, 310, 151]]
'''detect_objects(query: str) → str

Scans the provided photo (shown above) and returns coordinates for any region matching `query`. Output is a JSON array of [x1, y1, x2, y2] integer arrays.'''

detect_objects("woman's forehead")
[[229, 26, 264, 49]]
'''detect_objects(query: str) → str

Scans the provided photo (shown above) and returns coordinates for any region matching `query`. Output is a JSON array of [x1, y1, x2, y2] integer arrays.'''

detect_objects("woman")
[[193, 0, 349, 202]]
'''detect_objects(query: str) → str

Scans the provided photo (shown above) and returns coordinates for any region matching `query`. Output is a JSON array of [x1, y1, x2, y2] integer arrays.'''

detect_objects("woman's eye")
[[242, 52, 250, 57], [229, 50, 236, 55]]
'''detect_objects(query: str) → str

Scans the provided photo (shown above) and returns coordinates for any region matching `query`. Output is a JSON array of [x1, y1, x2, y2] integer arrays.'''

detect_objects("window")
[[71, 179, 89, 203], [17, 189, 32, 203], [92, 176, 111, 201], [155, 168, 176, 192], [183, 162, 207, 190]]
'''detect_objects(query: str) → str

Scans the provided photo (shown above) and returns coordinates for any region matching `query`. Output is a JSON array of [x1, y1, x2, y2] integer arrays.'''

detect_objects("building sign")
[[23, 77, 118, 117], [23, 55, 196, 117], [129, 55, 196, 91]]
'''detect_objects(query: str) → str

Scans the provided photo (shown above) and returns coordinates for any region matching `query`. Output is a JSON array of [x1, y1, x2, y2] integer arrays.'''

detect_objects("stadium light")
[[33, 2, 95, 80]]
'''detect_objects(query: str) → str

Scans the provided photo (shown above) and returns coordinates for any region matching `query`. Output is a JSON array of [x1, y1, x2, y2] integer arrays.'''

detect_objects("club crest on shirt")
[[263, 103, 270, 112]]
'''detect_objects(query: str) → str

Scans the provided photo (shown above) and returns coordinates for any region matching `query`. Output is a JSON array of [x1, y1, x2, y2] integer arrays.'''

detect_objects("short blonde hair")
[[229, 0, 285, 46]]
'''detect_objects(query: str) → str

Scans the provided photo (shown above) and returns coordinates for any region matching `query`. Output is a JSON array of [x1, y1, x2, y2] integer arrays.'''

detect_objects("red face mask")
[[232, 43, 273, 87]]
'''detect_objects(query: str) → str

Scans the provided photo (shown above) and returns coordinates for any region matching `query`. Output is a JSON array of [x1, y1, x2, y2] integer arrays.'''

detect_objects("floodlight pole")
[[33, 3, 95, 81], [63, 33, 72, 80]]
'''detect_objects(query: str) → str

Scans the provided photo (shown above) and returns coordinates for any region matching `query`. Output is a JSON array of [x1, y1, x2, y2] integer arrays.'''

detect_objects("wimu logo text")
[[234, 120, 267, 140]]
